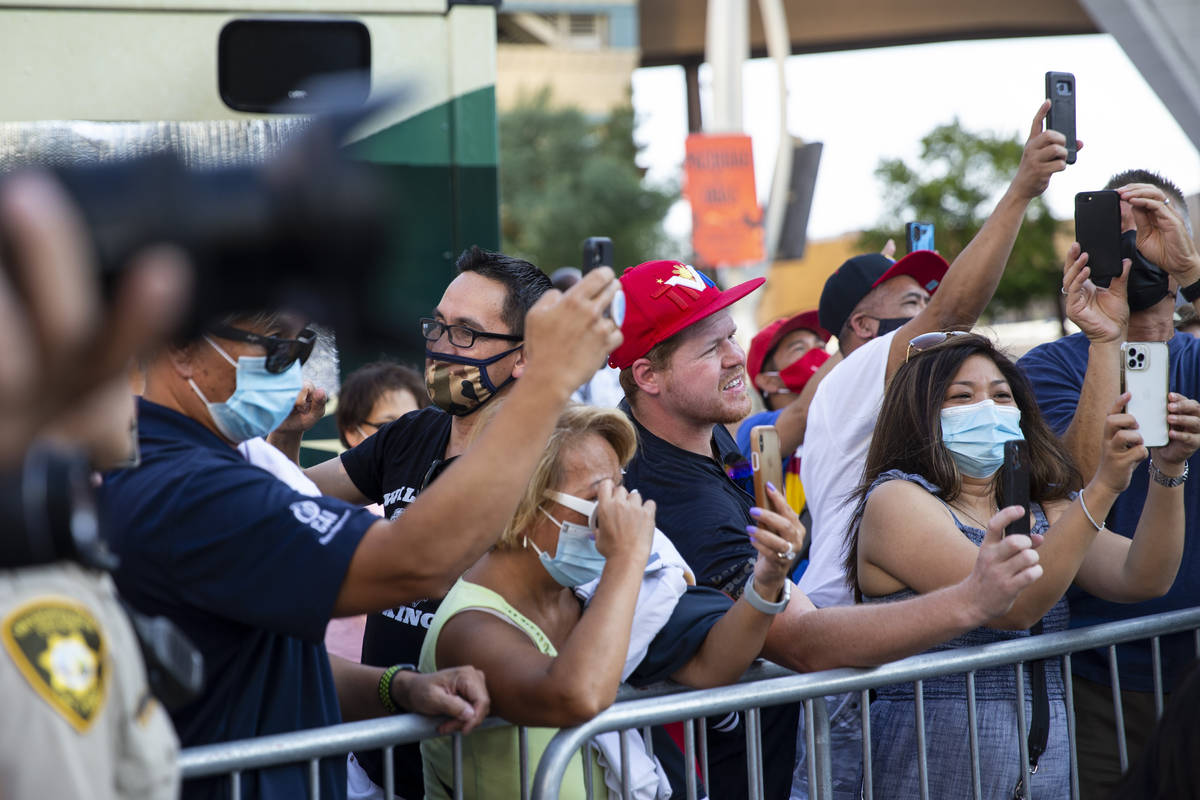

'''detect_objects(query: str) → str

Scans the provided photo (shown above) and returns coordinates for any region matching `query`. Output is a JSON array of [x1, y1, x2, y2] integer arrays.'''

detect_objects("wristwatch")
[[743, 575, 791, 614], [1149, 457, 1188, 487]]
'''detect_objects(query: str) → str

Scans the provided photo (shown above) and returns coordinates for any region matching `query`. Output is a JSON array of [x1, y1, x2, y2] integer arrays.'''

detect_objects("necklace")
[[948, 500, 997, 531]]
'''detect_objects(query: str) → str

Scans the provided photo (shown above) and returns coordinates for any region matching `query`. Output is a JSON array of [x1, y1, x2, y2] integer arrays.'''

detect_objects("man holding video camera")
[[0, 172, 186, 800], [1019, 169, 1200, 798]]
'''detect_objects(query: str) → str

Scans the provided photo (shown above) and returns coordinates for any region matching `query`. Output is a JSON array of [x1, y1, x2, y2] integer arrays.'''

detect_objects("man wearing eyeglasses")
[[98, 261, 623, 800]]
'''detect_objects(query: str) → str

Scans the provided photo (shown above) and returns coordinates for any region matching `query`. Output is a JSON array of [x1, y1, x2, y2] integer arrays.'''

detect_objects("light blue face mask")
[[940, 399, 1024, 478], [189, 336, 303, 443], [531, 490, 606, 588]]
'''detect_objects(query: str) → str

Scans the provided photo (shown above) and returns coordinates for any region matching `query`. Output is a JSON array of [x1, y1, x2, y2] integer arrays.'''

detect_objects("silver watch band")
[[743, 575, 790, 614]]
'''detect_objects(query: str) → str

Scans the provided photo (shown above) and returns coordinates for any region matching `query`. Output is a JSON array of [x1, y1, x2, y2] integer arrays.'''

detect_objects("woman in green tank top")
[[420, 404, 802, 798]]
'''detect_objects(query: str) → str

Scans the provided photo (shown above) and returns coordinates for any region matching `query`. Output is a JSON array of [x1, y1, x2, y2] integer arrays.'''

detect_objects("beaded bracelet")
[[378, 664, 410, 714], [1079, 489, 1105, 532]]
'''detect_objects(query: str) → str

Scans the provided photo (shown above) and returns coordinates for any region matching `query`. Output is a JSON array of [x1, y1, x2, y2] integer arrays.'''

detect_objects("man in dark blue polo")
[[99, 267, 623, 799]]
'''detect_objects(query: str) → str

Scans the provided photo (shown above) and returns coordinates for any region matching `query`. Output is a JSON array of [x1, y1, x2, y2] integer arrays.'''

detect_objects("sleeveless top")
[[861, 470, 1068, 702], [418, 578, 608, 799]]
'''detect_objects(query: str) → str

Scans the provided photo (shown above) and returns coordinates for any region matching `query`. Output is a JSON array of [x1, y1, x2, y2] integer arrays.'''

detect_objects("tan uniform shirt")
[[0, 562, 179, 800]]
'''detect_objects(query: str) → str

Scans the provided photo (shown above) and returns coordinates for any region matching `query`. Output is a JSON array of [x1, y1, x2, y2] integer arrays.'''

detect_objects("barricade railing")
[[531, 606, 1200, 800], [178, 607, 1200, 800]]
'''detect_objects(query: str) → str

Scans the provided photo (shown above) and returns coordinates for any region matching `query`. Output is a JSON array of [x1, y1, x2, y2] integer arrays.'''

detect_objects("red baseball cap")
[[746, 310, 830, 384], [608, 260, 764, 369]]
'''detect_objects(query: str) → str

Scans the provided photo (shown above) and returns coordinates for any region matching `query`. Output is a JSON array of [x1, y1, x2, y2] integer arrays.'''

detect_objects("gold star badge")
[[3, 599, 107, 732]]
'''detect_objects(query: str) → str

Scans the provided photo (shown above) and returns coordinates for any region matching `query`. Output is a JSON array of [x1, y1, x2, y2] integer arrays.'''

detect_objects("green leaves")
[[499, 90, 678, 271], [860, 119, 1062, 315]]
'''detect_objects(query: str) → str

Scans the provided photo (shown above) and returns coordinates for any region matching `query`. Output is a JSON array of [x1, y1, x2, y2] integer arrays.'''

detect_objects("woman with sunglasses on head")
[[844, 332, 1200, 798], [419, 403, 801, 799]]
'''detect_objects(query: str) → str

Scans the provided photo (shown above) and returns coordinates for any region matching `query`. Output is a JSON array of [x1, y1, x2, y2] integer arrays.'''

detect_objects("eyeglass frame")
[[207, 323, 317, 374], [419, 317, 523, 349], [905, 330, 972, 362]]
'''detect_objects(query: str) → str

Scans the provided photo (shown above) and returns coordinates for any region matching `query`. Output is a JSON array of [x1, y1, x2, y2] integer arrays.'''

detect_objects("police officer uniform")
[[0, 561, 178, 799]]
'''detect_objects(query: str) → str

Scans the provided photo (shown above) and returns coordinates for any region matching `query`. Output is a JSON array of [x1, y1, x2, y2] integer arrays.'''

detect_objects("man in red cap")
[[611, 258, 1046, 799], [735, 310, 831, 518]]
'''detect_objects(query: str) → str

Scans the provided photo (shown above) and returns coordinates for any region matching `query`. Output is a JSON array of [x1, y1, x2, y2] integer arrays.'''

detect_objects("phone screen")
[[906, 222, 935, 253]]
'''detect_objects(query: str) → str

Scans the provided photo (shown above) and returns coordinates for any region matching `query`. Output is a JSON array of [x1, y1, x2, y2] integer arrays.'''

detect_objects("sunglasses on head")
[[905, 330, 971, 362], [208, 323, 317, 374]]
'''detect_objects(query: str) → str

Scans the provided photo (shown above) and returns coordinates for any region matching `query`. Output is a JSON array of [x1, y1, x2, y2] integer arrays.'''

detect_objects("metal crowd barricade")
[[532, 607, 1200, 800], [179, 607, 1200, 800]]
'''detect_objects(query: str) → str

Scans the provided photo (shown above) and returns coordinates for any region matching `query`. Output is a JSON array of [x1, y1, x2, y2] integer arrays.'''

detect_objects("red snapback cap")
[[608, 260, 764, 369]]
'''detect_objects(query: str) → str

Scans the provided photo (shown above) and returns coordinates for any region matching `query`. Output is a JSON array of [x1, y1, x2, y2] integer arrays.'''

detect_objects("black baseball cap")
[[818, 251, 948, 336]]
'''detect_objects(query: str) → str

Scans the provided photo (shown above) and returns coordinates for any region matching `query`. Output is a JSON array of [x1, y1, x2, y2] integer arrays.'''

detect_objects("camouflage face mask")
[[424, 344, 522, 416]]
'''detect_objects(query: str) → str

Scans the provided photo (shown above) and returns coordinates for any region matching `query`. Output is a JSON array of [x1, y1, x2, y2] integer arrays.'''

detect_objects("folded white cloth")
[[573, 528, 692, 800]]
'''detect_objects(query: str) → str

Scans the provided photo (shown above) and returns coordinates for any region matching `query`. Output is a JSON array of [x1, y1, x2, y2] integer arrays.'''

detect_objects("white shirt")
[[237, 437, 321, 496], [798, 331, 897, 608]]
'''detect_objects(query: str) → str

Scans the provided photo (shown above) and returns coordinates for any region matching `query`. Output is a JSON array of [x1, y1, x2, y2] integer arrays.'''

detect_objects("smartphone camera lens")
[[1056, 81, 1072, 96], [1129, 359, 1138, 368]]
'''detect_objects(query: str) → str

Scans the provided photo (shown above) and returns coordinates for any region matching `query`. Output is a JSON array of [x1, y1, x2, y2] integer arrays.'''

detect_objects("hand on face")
[[523, 267, 623, 397], [273, 382, 328, 434], [1012, 101, 1081, 200], [1118, 183, 1200, 279], [591, 479, 655, 566], [747, 482, 804, 592], [1096, 392, 1148, 494], [1154, 392, 1200, 467], [1062, 242, 1130, 344]]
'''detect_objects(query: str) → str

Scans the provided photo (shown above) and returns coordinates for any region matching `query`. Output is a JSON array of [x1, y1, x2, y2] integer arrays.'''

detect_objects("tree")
[[857, 118, 1063, 320], [499, 90, 677, 271]]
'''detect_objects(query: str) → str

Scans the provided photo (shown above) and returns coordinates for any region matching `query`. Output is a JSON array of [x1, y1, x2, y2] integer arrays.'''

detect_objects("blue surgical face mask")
[[940, 399, 1024, 478], [530, 490, 606, 588], [189, 336, 304, 443]]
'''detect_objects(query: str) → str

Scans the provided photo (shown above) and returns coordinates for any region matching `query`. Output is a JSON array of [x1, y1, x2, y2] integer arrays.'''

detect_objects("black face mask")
[[1123, 229, 1171, 312], [873, 317, 910, 337]]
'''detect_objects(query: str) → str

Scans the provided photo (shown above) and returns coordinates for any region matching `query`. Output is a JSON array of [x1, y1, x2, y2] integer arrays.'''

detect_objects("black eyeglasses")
[[208, 324, 317, 373], [905, 330, 971, 362], [420, 317, 522, 349]]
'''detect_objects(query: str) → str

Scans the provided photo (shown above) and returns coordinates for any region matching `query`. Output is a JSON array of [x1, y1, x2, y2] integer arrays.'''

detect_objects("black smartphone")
[[582, 236, 613, 274], [1045, 71, 1077, 165], [1001, 441, 1031, 536], [1075, 190, 1123, 288], [905, 222, 934, 253]]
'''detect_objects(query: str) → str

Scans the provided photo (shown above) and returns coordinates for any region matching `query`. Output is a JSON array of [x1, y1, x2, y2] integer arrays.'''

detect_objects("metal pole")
[[860, 689, 874, 800], [966, 671, 982, 800]]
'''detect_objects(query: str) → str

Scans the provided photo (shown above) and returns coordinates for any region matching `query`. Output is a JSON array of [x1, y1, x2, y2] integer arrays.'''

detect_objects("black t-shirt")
[[620, 400, 758, 598], [340, 406, 454, 795], [621, 400, 799, 800]]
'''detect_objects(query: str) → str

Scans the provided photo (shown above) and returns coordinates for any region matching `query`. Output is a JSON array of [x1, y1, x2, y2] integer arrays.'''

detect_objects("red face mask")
[[764, 348, 830, 394]]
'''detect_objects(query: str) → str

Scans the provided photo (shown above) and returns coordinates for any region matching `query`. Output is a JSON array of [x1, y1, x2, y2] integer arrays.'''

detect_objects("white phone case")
[[1121, 342, 1170, 448]]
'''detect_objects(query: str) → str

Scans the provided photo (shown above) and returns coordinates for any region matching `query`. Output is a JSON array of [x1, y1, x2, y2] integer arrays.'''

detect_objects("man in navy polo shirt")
[[99, 266, 624, 800], [1019, 170, 1200, 798], [609, 258, 1049, 799]]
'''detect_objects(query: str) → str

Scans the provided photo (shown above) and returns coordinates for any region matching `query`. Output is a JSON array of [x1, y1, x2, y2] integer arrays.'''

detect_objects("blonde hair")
[[496, 403, 638, 549]]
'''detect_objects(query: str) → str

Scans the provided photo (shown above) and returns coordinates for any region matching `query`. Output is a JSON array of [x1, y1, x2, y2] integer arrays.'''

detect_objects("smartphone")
[[1075, 191, 1123, 288], [581, 236, 613, 274], [749, 425, 783, 510], [905, 222, 935, 253], [1045, 71, 1077, 165], [1000, 441, 1031, 536], [1121, 342, 1170, 447]]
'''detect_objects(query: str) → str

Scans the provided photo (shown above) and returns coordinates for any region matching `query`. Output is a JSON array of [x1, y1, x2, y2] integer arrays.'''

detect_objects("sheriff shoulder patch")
[[2, 598, 107, 732]]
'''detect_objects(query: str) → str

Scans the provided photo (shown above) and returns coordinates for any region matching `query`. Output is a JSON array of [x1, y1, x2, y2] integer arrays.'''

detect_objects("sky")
[[630, 34, 1200, 243]]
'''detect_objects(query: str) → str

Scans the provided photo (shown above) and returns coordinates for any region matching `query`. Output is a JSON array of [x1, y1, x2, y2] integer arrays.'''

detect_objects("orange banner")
[[684, 134, 764, 268]]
